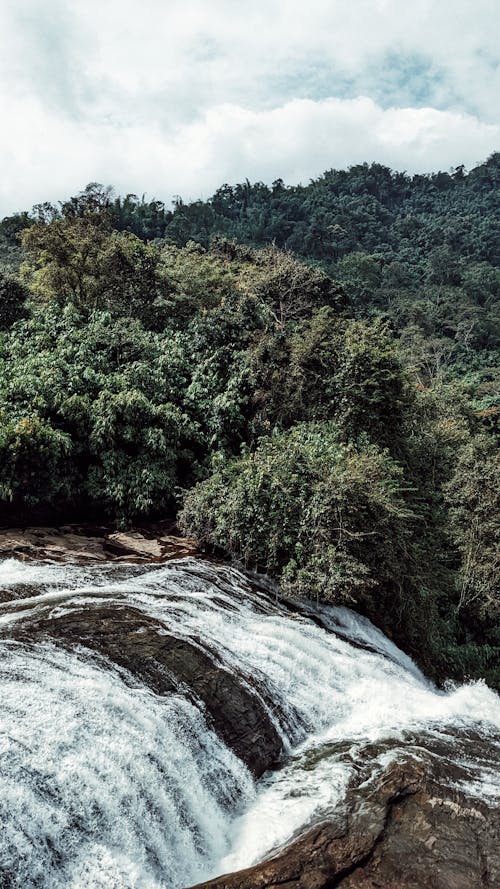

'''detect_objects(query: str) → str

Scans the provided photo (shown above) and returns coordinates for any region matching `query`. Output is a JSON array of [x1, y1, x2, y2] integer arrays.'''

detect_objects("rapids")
[[0, 557, 498, 888]]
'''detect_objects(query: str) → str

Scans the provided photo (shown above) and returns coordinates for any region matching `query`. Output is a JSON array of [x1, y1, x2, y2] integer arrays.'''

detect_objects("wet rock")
[[8, 605, 283, 777], [0, 589, 17, 603], [192, 757, 499, 888]]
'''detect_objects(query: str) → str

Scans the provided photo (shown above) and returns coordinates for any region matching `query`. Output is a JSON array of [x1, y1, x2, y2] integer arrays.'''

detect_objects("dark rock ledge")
[[191, 757, 499, 889], [7, 605, 283, 778]]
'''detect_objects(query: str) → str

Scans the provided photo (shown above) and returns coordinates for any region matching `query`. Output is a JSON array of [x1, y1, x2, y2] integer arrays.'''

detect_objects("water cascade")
[[0, 558, 498, 887]]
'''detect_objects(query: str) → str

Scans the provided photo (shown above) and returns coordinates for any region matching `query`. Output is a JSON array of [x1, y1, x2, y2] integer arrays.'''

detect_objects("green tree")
[[180, 423, 415, 607], [444, 435, 499, 619], [0, 275, 28, 328]]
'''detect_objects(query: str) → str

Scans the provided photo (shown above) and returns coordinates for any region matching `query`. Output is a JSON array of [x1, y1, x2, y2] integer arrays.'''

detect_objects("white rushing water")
[[0, 557, 499, 887], [0, 646, 252, 888]]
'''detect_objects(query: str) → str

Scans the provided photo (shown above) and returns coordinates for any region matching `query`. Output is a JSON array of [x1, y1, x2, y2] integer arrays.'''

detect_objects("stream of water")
[[0, 557, 498, 887]]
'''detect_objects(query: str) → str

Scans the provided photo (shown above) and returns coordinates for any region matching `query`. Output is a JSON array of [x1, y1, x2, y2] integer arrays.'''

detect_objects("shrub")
[[180, 422, 414, 607]]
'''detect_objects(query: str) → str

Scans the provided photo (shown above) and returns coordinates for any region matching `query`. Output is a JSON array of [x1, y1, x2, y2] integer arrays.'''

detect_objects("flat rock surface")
[[0, 523, 198, 563]]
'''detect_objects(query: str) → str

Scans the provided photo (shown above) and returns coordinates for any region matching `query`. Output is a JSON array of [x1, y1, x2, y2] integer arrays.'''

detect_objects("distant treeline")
[[2, 154, 499, 405]]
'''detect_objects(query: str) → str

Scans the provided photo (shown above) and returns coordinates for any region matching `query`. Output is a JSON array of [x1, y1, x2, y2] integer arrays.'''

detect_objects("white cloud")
[[0, 0, 498, 213]]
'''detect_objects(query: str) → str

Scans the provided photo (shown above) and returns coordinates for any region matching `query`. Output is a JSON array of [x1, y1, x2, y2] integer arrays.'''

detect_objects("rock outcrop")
[[8, 605, 283, 777], [192, 757, 499, 889], [0, 523, 198, 563]]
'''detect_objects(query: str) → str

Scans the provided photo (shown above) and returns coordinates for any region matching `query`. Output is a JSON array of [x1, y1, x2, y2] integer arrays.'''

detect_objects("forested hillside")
[[0, 156, 498, 686]]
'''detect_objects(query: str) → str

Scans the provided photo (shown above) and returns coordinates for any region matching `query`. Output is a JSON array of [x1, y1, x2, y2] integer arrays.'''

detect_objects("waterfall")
[[0, 646, 252, 888], [0, 557, 498, 888]]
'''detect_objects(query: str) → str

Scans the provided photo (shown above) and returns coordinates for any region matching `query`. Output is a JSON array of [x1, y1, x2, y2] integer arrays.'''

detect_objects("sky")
[[1, 0, 499, 214]]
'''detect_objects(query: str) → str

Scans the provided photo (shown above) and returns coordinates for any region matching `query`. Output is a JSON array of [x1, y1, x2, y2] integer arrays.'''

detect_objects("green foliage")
[[0, 307, 199, 521], [179, 421, 462, 678], [0, 212, 29, 274], [0, 161, 498, 686], [444, 435, 500, 622], [86, 389, 189, 519], [20, 214, 112, 307], [249, 309, 412, 452], [335, 252, 382, 309], [20, 218, 170, 328], [158, 241, 239, 322], [154, 153, 500, 401], [180, 423, 414, 606], [239, 245, 345, 326], [0, 414, 74, 509], [0, 275, 28, 328]]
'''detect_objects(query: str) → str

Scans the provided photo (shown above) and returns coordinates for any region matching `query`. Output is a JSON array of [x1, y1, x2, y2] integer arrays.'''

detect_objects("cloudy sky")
[[1, 0, 499, 214]]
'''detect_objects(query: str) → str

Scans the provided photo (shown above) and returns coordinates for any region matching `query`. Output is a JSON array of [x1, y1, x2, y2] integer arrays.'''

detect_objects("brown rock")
[[0, 526, 109, 562], [192, 758, 499, 889], [106, 530, 165, 559], [0, 524, 198, 564]]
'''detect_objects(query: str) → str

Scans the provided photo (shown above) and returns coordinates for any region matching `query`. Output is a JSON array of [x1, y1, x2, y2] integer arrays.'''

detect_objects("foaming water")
[[0, 557, 498, 884], [0, 643, 253, 888]]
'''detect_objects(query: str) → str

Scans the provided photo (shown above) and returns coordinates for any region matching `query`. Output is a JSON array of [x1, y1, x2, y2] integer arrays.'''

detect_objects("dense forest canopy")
[[0, 155, 498, 687], [2, 155, 499, 404]]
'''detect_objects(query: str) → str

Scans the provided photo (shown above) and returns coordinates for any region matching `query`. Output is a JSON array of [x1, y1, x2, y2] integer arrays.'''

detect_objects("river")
[[0, 557, 498, 887]]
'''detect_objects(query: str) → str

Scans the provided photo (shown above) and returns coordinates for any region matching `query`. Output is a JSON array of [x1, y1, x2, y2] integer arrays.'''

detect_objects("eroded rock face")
[[192, 758, 499, 889], [8, 605, 283, 777]]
